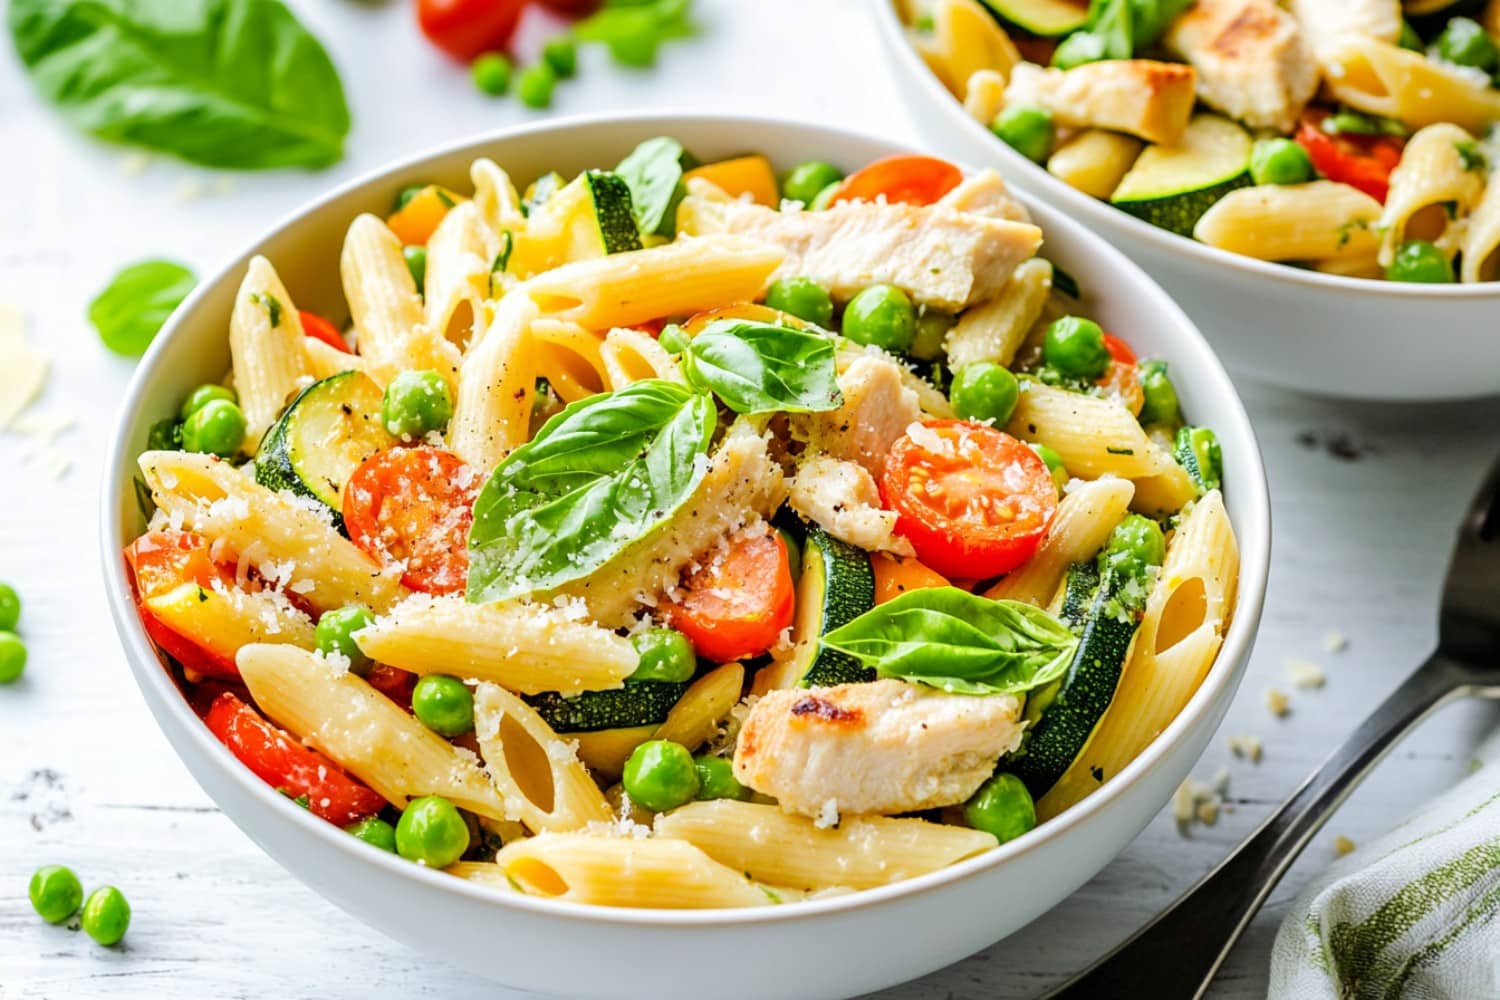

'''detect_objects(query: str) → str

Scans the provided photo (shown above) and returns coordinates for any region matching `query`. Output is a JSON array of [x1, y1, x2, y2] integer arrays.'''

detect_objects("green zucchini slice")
[[1112, 115, 1253, 237], [526, 680, 689, 734], [979, 0, 1090, 36]]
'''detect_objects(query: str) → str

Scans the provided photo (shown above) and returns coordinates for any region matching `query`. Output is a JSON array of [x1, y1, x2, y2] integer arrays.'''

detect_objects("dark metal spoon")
[[1043, 456, 1500, 999]]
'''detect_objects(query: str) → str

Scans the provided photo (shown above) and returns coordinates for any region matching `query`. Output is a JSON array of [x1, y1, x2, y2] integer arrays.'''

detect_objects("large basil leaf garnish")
[[466, 380, 716, 603], [684, 320, 843, 416], [615, 136, 696, 237], [820, 587, 1079, 696], [9, 0, 351, 169]]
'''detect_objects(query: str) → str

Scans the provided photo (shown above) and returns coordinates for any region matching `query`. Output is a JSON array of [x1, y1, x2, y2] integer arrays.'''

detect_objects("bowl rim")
[[100, 109, 1272, 929], [868, 0, 1500, 301]]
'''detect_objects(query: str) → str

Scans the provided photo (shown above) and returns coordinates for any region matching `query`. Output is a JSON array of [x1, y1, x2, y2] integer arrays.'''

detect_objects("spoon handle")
[[1041, 654, 1474, 1000]]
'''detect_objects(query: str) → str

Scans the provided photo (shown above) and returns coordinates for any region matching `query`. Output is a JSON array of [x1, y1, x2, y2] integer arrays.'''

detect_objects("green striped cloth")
[[1271, 739, 1500, 999]]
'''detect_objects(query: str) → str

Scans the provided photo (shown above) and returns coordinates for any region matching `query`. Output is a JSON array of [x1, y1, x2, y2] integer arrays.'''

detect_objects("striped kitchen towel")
[[1270, 732, 1500, 1000]]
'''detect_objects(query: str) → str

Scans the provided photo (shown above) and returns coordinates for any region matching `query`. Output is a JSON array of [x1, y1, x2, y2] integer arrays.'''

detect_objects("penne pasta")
[[1378, 123, 1485, 265], [422, 200, 499, 350], [1046, 130, 1144, 200], [229, 255, 309, 448], [354, 594, 637, 697], [448, 290, 539, 472], [1006, 382, 1172, 479], [138, 450, 403, 612], [341, 214, 426, 369], [472, 683, 613, 833], [599, 326, 684, 391], [236, 644, 508, 819], [985, 477, 1135, 607], [944, 257, 1053, 369], [920, 0, 1021, 99], [652, 662, 745, 752], [1319, 35, 1500, 134], [1194, 181, 1384, 262], [530, 317, 611, 403], [1460, 169, 1500, 284], [654, 800, 998, 891]]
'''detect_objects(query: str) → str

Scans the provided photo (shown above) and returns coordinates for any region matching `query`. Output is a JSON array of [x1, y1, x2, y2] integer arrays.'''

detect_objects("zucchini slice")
[[1111, 115, 1253, 237], [1009, 563, 1140, 800], [979, 0, 1089, 36], [254, 370, 394, 530], [526, 680, 689, 734], [788, 527, 877, 688]]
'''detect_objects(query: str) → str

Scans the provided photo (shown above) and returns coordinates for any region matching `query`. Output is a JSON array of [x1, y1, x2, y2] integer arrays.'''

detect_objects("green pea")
[[181, 398, 246, 458], [0, 582, 19, 632], [80, 886, 131, 946], [1399, 20, 1423, 51], [909, 309, 953, 362], [179, 384, 237, 421], [842, 284, 915, 352], [345, 816, 398, 853], [1323, 110, 1403, 137], [28, 865, 82, 924], [1043, 316, 1110, 379], [782, 161, 844, 205], [382, 370, 454, 440], [963, 773, 1036, 844], [147, 417, 183, 452], [0, 631, 26, 684], [394, 185, 426, 212], [403, 245, 427, 295], [622, 740, 699, 812], [809, 181, 842, 211], [1031, 444, 1069, 491], [1249, 138, 1313, 186], [543, 36, 578, 78], [764, 277, 834, 328], [1386, 240, 1454, 283], [412, 675, 475, 737], [1103, 513, 1166, 582], [1436, 17, 1498, 72], [516, 62, 557, 109], [395, 796, 470, 867], [315, 606, 374, 676], [471, 52, 512, 96], [630, 628, 697, 683], [657, 324, 690, 354], [1137, 359, 1182, 427], [950, 363, 1020, 425], [693, 756, 747, 801], [991, 104, 1054, 164]]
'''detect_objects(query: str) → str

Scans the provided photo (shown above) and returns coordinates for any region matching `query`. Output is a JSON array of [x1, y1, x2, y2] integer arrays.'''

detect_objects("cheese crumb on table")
[[1321, 629, 1349, 654], [1334, 835, 1356, 856], [1285, 658, 1327, 690], [1227, 733, 1264, 763], [0, 305, 49, 431], [1173, 772, 1231, 832], [1266, 688, 1291, 717]]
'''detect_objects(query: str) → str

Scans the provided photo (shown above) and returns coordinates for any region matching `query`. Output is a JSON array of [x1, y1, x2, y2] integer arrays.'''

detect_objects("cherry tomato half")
[[1294, 110, 1404, 203], [343, 447, 479, 595], [662, 524, 795, 663], [1100, 334, 1144, 417], [880, 420, 1058, 580], [828, 155, 964, 208], [416, 0, 525, 62]]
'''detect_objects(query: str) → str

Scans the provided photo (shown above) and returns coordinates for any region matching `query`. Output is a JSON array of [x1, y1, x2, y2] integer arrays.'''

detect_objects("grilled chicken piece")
[[676, 194, 1042, 312], [799, 356, 922, 477], [1003, 60, 1197, 145], [733, 679, 1024, 819], [1285, 0, 1401, 55], [1166, 0, 1318, 133], [936, 168, 1031, 223], [787, 454, 914, 557]]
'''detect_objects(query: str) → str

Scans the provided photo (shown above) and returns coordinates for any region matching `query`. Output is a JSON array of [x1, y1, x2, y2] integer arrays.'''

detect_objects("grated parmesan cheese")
[[814, 798, 841, 830], [1285, 658, 1326, 690], [1334, 835, 1356, 857], [1266, 688, 1291, 717], [1321, 629, 1349, 654]]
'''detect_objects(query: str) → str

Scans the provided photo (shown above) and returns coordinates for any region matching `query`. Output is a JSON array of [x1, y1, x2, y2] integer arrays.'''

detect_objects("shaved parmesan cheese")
[[0, 305, 48, 430]]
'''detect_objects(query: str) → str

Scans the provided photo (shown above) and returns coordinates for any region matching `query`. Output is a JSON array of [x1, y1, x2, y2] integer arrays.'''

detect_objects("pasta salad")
[[900, 0, 1500, 284], [127, 139, 1238, 909]]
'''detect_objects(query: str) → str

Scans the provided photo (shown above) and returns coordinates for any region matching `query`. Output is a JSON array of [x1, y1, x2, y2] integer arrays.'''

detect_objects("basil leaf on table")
[[615, 136, 698, 236], [820, 587, 1080, 696], [684, 320, 843, 416], [467, 379, 716, 603], [88, 259, 197, 357], [9, 0, 350, 169]]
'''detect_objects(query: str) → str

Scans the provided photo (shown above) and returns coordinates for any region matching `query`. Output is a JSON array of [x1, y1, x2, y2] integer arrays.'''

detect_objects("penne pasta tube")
[[1378, 123, 1485, 265], [652, 662, 744, 752], [1318, 35, 1500, 134], [229, 255, 310, 448], [1006, 382, 1172, 480], [1194, 181, 1383, 262], [448, 290, 539, 473], [985, 476, 1135, 606]]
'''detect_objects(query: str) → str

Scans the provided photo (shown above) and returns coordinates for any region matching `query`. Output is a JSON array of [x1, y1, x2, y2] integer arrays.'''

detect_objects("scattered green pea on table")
[[471, 52, 513, 96], [28, 865, 83, 924], [0, 583, 25, 685], [516, 62, 558, 110], [81, 886, 131, 947]]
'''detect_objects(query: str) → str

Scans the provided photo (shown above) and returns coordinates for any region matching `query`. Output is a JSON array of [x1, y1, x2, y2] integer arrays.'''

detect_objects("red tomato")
[[662, 525, 796, 663], [299, 310, 350, 354], [126, 531, 241, 680], [366, 664, 418, 712], [416, 0, 525, 61], [536, 0, 598, 11], [880, 421, 1058, 580], [205, 692, 386, 826], [828, 155, 964, 208], [343, 447, 479, 595], [1100, 334, 1144, 417], [1294, 110, 1404, 204]]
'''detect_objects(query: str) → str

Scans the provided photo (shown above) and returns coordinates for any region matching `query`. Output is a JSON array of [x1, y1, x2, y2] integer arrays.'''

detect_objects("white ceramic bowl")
[[101, 113, 1270, 1000], [870, 0, 1500, 401]]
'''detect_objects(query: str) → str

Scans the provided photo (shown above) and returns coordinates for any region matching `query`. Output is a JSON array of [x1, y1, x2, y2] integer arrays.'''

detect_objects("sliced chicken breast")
[[1166, 0, 1319, 133], [798, 356, 923, 477], [733, 679, 1025, 819], [787, 454, 914, 556]]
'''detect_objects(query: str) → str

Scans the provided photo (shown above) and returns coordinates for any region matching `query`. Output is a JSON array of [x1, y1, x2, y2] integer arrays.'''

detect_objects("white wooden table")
[[3, 2, 1499, 997]]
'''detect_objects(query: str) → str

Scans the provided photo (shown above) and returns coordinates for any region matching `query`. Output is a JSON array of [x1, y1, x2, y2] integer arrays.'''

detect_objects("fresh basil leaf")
[[821, 587, 1080, 696], [9, 0, 350, 169], [615, 136, 697, 236], [1128, 0, 1193, 48], [88, 259, 196, 357], [467, 379, 716, 603], [683, 320, 843, 415]]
